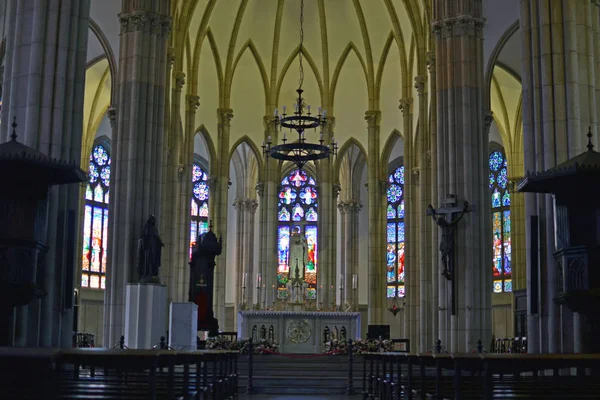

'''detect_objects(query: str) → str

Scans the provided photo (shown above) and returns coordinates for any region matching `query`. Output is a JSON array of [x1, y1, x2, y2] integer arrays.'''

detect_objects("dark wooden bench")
[[361, 351, 600, 399], [0, 347, 239, 400]]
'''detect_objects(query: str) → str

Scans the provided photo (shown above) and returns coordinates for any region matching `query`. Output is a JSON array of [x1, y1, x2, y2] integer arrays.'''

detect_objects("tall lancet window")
[[190, 162, 210, 258], [489, 149, 512, 293], [277, 169, 318, 300], [386, 165, 405, 298], [81, 143, 111, 289]]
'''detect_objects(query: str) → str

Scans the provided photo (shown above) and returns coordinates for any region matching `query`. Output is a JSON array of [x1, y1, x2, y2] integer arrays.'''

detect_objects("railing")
[[361, 350, 600, 400], [0, 346, 239, 400]]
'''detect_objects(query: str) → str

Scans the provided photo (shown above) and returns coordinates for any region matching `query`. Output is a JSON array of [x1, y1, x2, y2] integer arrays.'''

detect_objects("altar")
[[237, 311, 361, 353]]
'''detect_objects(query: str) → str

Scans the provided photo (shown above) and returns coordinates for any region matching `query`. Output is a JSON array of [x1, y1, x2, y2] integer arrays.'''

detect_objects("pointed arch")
[[485, 20, 520, 110], [330, 42, 369, 112], [381, 128, 404, 175], [228, 135, 265, 182], [191, 27, 224, 101], [194, 124, 217, 172], [280, 161, 317, 182], [230, 39, 270, 109], [335, 137, 368, 179], [89, 18, 117, 105], [375, 32, 396, 108], [382, 0, 410, 97], [275, 45, 324, 106]]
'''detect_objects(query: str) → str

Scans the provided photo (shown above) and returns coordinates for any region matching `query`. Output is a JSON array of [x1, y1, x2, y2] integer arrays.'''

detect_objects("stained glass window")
[[190, 162, 210, 258], [81, 144, 110, 289], [386, 165, 405, 298], [277, 169, 318, 299], [489, 149, 512, 293]]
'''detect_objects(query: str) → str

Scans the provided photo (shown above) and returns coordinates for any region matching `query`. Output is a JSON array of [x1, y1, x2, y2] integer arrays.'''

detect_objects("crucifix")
[[427, 194, 474, 315]]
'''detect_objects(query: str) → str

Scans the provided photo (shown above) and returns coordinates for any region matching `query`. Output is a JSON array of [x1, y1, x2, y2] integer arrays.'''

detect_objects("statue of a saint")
[[137, 215, 164, 283], [428, 202, 469, 280], [288, 227, 308, 278]]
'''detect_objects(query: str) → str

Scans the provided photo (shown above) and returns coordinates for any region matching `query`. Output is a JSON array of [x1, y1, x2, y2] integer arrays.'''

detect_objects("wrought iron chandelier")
[[262, 0, 337, 170]]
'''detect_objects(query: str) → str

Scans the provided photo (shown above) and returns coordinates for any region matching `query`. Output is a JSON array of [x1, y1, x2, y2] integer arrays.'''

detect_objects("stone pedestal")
[[124, 284, 167, 349], [169, 302, 198, 350]]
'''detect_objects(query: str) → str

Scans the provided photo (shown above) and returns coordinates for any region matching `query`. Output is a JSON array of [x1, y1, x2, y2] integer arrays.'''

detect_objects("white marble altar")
[[124, 283, 167, 349], [237, 311, 361, 353], [169, 302, 198, 350]]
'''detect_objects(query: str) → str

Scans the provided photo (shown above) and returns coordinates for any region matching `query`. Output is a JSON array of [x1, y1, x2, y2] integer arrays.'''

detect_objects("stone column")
[[365, 110, 384, 324], [233, 198, 246, 311], [415, 74, 434, 352], [345, 201, 362, 306], [255, 181, 266, 305], [337, 201, 348, 304], [104, 0, 171, 347], [164, 71, 185, 303], [432, 0, 490, 352], [245, 198, 259, 306], [260, 116, 279, 306], [213, 108, 233, 326], [520, 0, 600, 353], [399, 98, 417, 344], [1, 0, 90, 347], [427, 51, 440, 348]]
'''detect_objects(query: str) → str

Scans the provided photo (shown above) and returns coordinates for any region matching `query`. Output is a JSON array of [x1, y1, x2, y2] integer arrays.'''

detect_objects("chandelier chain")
[[298, 0, 304, 90]]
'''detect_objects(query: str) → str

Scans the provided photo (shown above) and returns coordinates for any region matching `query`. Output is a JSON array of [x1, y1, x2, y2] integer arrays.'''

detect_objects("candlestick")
[[339, 274, 344, 290], [242, 272, 247, 288], [256, 272, 262, 289], [352, 274, 358, 290], [272, 284, 276, 306]]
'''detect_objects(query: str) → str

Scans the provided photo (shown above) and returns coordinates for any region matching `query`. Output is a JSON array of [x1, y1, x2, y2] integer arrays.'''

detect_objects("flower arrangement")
[[205, 337, 279, 354], [323, 338, 393, 354]]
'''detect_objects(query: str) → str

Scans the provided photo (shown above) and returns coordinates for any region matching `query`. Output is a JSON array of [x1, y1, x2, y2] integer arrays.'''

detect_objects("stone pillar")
[[164, 71, 185, 303], [0, 0, 90, 347], [233, 198, 245, 310], [427, 51, 440, 348], [365, 110, 384, 324], [213, 108, 233, 326], [245, 199, 258, 305], [432, 0, 490, 352], [341, 201, 362, 306], [520, 0, 600, 353], [337, 201, 348, 304], [255, 181, 265, 305], [399, 98, 417, 344], [415, 74, 434, 352], [104, 0, 171, 347], [231, 197, 257, 313]]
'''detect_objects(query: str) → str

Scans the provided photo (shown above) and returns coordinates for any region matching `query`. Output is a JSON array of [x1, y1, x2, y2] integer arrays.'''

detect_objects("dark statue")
[[428, 201, 469, 280], [189, 223, 222, 336], [137, 215, 164, 283]]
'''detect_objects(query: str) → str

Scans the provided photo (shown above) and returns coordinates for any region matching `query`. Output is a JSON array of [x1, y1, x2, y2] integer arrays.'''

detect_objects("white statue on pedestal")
[[287, 227, 308, 305]]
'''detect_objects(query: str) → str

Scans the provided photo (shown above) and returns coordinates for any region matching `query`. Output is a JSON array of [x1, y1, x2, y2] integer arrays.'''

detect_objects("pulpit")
[[189, 225, 222, 336], [0, 121, 86, 345], [518, 130, 600, 352]]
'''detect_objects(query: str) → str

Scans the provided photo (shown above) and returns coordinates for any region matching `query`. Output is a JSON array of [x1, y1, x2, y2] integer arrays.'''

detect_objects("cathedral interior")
[[0, 0, 597, 358]]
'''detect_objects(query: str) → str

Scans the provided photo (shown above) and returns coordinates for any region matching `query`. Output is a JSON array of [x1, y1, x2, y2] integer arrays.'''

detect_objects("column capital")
[[426, 51, 435, 74], [107, 106, 117, 129], [349, 200, 363, 213], [337, 201, 347, 214], [432, 16, 484, 39], [256, 181, 265, 197], [186, 94, 200, 112], [174, 71, 186, 92], [233, 197, 246, 211], [364, 110, 381, 128], [245, 199, 259, 214], [218, 108, 234, 125], [167, 47, 175, 69], [399, 98, 413, 116], [333, 183, 342, 198], [119, 12, 171, 37], [484, 110, 494, 133], [379, 179, 389, 196], [414, 75, 426, 95]]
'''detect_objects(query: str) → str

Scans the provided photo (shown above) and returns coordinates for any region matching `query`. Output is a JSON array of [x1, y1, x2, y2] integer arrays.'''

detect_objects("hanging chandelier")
[[262, 0, 337, 171]]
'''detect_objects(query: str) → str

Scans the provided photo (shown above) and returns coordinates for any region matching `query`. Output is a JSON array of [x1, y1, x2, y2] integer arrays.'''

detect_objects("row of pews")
[[361, 352, 600, 399], [0, 347, 238, 400]]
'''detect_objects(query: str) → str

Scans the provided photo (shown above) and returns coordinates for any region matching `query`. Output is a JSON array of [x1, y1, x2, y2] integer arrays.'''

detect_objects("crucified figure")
[[427, 201, 469, 281]]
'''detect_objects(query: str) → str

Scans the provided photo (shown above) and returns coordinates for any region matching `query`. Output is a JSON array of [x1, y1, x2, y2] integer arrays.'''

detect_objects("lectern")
[[0, 120, 86, 345]]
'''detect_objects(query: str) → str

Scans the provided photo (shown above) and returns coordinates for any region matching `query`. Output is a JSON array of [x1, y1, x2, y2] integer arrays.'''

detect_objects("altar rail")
[[362, 351, 600, 399], [0, 347, 238, 400]]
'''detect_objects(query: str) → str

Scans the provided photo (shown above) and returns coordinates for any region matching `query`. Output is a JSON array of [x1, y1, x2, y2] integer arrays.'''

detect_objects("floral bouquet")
[[205, 337, 279, 354], [323, 338, 393, 354]]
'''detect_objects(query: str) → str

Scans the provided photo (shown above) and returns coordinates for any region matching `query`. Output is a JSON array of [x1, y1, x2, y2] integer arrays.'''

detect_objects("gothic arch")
[[194, 125, 217, 172], [330, 42, 369, 112], [381, 128, 403, 176], [484, 20, 519, 111], [89, 18, 117, 105], [335, 137, 368, 181], [276, 45, 324, 106], [229, 40, 270, 108], [228, 135, 265, 182]]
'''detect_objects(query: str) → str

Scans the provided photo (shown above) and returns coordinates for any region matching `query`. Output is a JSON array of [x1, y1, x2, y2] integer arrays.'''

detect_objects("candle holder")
[[254, 286, 262, 310], [239, 284, 248, 310], [352, 287, 358, 311]]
